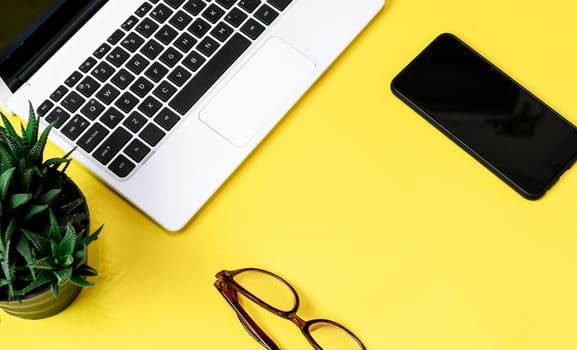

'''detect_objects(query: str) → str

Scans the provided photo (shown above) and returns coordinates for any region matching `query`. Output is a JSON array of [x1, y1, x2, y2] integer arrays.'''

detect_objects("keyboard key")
[[165, 0, 186, 8], [153, 81, 178, 102], [211, 22, 234, 42], [155, 24, 179, 45], [106, 47, 131, 67], [124, 139, 151, 162], [174, 32, 197, 53], [150, 3, 173, 23], [108, 155, 135, 178], [96, 84, 121, 105], [254, 4, 279, 25], [169, 10, 193, 30], [100, 107, 125, 128], [37, 100, 54, 116], [50, 85, 69, 102], [182, 51, 205, 71], [107, 29, 125, 45], [240, 18, 265, 40], [91, 61, 116, 82], [93, 43, 112, 59], [77, 76, 101, 98], [123, 111, 148, 133], [136, 18, 160, 37], [268, 0, 292, 11], [61, 115, 90, 141], [65, 71, 83, 87], [61, 91, 86, 113], [140, 123, 165, 146], [80, 99, 106, 120], [130, 77, 155, 97], [197, 36, 220, 57], [78, 123, 109, 152], [94, 127, 132, 165], [46, 107, 70, 128], [141, 39, 164, 59], [111, 69, 136, 89], [183, 0, 206, 16], [225, 7, 248, 27], [202, 4, 225, 23], [144, 62, 169, 82], [121, 32, 145, 52], [168, 66, 192, 86], [170, 33, 251, 115], [239, 0, 261, 13], [135, 2, 153, 17], [121, 15, 140, 31], [115, 92, 140, 113], [126, 54, 150, 74], [159, 47, 183, 67], [216, 0, 236, 9], [189, 18, 211, 38], [154, 108, 180, 130], [138, 96, 163, 117], [79, 57, 97, 73]]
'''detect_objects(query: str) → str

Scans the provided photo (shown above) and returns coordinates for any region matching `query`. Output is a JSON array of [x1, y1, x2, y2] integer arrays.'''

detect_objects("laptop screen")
[[0, 0, 107, 92]]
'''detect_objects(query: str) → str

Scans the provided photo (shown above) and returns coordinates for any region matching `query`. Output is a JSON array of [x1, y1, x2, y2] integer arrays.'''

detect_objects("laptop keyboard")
[[36, 0, 293, 178]]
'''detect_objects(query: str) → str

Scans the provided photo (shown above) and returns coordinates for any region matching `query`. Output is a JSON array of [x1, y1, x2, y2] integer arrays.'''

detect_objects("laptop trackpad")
[[199, 37, 316, 147]]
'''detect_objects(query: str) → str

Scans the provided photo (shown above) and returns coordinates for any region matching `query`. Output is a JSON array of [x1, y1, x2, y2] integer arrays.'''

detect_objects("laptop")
[[0, 0, 384, 231]]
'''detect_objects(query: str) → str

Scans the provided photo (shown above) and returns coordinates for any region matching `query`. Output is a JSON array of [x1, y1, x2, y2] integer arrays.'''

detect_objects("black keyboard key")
[[79, 57, 97, 73], [77, 76, 101, 98], [155, 24, 179, 45], [46, 107, 70, 128], [115, 92, 140, 113], [94, 127, 132, 165], [80, 99, 106, 120], [139, 123, 165, 146], [136, 18, 160, 37], [78, 123, 109, 152], [165, 0, 186, 8], [50, 85, 69, 102], [140, 39, 164, 59], [94, 43, 112, 59], [169, 10, 193, 30], [91, 61, 116, 82], [121, 15, 140, 31], [159, 47, 183, 67], [239, 0, 261, 13], [65, 71, 83, 87], [240, 18, 265, 40], [153, 81, 178, 102], [107, 29, 125, 45], [144, 62, 169, 82], [130, 76, 155, 97], [109, 155, 135, 178], [135, 2, 153, 17], [123, 111, 148, 133], [225, 7, 248, 27], [111, 69, 136, 90], [37, 100, 54, 116], [106, 47, 131, 67], [138, 96, 162, 117], [100, 107, 125, 128], [183, 0, 206, 16], [202, 4, 225, 23], [189, 18, 211, 38], [121, 32, 145, 52], [182, 51, 205, 71], [150, 3, 173, 23], [268, 0, 292, 11], [216, 0, 236, 9], [211, 22, 234, 42], [126, 54, 150, 75], [124, 139, 151, 162], [61, 115, 90, 141], [61, 91, 85, 113], [197, 36, 220, 57], [154, 108, 180, 130], [174, 32, 197, 53], [170, 33, 251, 115], [168, 66, 192, 86], [96, 84, 121, 105], [254, 4, 278, 25]]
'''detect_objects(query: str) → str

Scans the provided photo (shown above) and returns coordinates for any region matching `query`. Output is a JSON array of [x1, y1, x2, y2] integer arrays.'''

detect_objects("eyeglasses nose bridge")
[[288, 313, 307, 329]]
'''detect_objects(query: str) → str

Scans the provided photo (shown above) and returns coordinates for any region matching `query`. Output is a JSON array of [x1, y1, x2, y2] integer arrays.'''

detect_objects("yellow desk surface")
[[3, 0, 577, 349]]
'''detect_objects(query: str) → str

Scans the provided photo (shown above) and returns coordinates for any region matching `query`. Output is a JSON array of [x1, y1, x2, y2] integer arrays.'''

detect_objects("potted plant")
[[0, 104, 102, 319]]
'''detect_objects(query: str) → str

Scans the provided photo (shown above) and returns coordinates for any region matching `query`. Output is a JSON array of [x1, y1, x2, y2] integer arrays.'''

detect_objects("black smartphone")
[[391, 33, 577, 199]]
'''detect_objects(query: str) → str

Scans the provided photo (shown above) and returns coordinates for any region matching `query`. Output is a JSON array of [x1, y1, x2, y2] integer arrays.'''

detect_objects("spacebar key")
[[169, 33, 251, 115]]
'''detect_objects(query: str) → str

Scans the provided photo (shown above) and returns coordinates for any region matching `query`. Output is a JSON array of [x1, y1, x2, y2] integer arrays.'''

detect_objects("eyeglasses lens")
[[233, 269, 297, 312], [309, 321, 365, 350]]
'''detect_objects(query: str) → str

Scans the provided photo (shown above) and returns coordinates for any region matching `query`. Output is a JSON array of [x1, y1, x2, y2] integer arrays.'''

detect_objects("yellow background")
[[3, 0, 577, 349]]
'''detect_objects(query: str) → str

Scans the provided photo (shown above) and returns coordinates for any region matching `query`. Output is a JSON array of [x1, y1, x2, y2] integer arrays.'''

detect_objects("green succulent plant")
[[0, 104, 102, 301]]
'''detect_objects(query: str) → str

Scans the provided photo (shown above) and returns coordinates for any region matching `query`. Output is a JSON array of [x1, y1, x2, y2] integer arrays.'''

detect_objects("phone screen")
[[391, 33, 577, 199]]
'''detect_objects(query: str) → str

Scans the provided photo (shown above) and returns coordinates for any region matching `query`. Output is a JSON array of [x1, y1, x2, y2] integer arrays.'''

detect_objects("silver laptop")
[[0, 0, 384, 231]]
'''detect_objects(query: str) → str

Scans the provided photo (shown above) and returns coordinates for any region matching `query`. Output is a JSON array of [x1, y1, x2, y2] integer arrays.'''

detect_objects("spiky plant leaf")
[[57, 225, 76, 258], [70, 274, 95, 288], [0, 113, 19, 141], [75, 264, 97, 277], [0, 167, 15, 201], [25, 102, 39, 147], [24, 204, 49, 221], [17, 270, 54, 296], [16, 234, 36, 280], [9, 193, 32, 211], [53, 267, 73, 285], [21, 229, 49, 251], [28, 123, 52, 165]]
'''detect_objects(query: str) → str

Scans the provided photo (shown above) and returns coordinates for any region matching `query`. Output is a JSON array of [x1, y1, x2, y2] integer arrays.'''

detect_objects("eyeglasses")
[[214, 268, 367, 350]]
